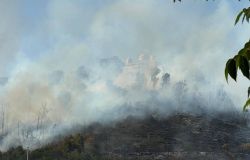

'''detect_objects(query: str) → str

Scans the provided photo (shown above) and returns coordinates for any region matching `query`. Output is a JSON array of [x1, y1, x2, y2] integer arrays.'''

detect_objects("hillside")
[[1, 111, 250, 160]]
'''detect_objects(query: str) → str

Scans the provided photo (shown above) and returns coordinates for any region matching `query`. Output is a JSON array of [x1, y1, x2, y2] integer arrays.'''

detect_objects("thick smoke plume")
[[0, 0, 248, 151], [0, 54, 238, 151]]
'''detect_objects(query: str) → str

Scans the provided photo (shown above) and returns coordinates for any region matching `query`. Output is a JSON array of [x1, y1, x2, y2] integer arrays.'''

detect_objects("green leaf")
[[244, 41, 250, 48], [246, 8, 250, 23], [241, 41, 250, 60], [225, 58, 237, 81], [238, 48, 246, 56], [243, 98, 250, 111], [225, 62, 229, 83], [247, 12, 250, 22], [242, 14, 246, 24], [245, 49, 250, 60], [234, 55, 240, 69], [238, 55, 250, 79], [235, 10, 244, 25]]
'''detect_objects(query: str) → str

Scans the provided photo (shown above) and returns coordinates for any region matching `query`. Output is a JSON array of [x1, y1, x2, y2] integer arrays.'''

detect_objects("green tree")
[[224, 7, 250, 111]]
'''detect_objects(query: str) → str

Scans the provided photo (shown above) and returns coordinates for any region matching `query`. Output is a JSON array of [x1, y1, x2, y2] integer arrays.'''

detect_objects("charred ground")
[[1, 111, 250, 160]]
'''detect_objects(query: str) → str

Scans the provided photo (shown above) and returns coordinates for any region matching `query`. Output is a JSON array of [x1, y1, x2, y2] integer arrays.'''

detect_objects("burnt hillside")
[[1, 112, 250, 160]]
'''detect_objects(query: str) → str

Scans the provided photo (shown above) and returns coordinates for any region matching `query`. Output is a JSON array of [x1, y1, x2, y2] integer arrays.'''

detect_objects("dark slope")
[[1, 112, 250, 160]]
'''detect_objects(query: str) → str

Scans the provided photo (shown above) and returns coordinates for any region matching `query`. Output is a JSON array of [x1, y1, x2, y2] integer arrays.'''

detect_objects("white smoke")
[[0, 54, 237, 151], [0, 0, 248, 151]]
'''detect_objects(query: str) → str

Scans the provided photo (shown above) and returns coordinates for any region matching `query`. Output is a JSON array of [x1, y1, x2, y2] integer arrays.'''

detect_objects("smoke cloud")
[[0, 0, 248, 151]]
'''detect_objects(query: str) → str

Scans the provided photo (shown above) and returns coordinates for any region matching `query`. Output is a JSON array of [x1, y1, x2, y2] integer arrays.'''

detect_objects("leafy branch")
[[235, 7, 250, 25], [225, 7, 250, 111]]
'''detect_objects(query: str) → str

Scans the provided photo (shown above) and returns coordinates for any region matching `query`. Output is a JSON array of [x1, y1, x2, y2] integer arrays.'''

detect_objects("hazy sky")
[[1, 0, 250, 150], [0, 0, 247, 103]]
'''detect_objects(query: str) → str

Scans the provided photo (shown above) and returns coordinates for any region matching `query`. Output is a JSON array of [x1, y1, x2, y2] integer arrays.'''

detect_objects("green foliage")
[[225, 45, 250, 83], [235, 7, 250, 25], [243, 98, 250, 111], [237, 55, 249, 79], [225, 58, 237, 82], [235, 10, 244, 25], [225, 7, 250, 111]]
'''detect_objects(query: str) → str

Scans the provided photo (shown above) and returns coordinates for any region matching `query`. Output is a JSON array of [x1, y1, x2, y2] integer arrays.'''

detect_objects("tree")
[[224, 7, 250, 111]]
